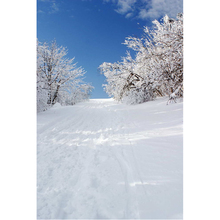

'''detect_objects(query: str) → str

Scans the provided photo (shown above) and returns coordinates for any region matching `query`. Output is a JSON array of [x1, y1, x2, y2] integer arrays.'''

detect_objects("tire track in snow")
[[106, 107, 140, 219], [38, 100, 141, 218], [125, 107, 150, 197]]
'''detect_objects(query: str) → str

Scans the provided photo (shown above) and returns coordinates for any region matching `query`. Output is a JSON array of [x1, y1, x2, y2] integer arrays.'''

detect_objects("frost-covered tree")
[[37, 41, 50, 112], [100, 13, 183, 104], [37, 40, 93, 112], [99, 51, 147, 102], [152, 13, 183, 97], [57, 83, 93, 106]]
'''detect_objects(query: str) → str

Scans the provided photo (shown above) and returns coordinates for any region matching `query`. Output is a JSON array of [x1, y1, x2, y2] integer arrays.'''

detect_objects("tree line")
[[99, 13, 183, 104], [37, 40, 93, 112]]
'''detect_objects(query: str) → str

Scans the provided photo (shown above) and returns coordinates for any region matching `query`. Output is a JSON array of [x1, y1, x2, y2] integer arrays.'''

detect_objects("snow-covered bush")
[[122, 87, 152, 105]]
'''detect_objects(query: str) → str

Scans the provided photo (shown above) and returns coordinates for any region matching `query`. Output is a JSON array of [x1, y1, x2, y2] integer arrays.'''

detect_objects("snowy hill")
[[37, 97, 183, 219]]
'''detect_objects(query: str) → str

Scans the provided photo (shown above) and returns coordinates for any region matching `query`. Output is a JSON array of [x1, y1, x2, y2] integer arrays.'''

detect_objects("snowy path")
[[37, 98, 183, 219]]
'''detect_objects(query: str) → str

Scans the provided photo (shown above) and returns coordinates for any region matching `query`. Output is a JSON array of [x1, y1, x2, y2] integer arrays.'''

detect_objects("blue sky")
[[37, 0, 183, 98]]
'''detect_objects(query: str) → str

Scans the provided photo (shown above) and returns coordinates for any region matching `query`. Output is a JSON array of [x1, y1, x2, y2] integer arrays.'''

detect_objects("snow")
[[52, 102, 62, 108], [37, 97, 183, 219]]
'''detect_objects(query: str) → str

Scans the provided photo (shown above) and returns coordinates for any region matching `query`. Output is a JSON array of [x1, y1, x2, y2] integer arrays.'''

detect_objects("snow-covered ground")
[[37, 97, 183, 219]]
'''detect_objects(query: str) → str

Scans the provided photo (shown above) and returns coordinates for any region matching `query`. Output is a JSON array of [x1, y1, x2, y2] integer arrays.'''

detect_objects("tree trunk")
[[47, 85, 52, 105], [52, 84, 60, 105]]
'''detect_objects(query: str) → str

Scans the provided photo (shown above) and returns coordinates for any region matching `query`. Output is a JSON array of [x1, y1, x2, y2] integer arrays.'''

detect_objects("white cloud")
[[138, 0, 183, 19], [114, 0, 137, 14], [104, 0, 183, 20], [38, 10, 45, 14], [39, 0, 59, 14], [49, 2, 59, 14], [138, 8, 149, 20], [138, 0, 166, 19], [125, 12, 134, 18]]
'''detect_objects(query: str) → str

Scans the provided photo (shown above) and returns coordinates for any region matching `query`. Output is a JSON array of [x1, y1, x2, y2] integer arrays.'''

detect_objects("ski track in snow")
[[37, 98, 183, 219]]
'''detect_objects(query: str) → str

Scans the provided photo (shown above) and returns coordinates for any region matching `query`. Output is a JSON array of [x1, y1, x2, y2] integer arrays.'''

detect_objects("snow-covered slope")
[[37, 97, 183, 219]]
